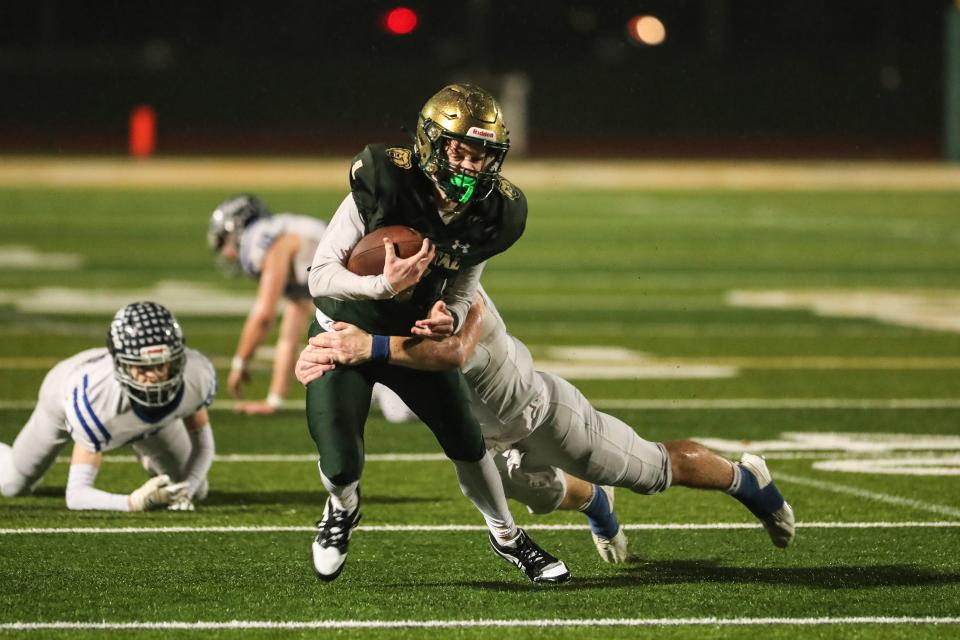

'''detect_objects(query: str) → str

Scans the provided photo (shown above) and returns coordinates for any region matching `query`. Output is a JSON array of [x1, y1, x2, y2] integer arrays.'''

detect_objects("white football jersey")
[[239, 213, 328, 298], [60, 347, 216, 453], [462, 288, 547, 451]]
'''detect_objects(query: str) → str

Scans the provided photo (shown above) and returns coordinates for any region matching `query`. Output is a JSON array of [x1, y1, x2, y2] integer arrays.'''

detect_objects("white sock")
[[725, 462, 742, 495], [453, 452, 518, 545], [319, 464, 359, 513]]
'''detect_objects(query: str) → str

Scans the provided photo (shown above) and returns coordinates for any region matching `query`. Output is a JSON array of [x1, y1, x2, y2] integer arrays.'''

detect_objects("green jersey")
[[315, 143, 527, 335]]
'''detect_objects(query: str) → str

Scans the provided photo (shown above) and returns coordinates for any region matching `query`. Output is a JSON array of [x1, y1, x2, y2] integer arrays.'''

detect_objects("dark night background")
[[0, 0, 949, 157]]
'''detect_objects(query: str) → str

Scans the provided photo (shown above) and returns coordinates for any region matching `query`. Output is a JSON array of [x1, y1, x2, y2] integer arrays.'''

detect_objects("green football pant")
[[305, 351, 486, 487]]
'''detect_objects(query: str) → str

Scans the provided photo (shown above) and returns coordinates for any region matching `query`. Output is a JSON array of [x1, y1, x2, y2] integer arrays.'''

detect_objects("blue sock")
[[729, 464, 785, 519], [580, 485, 620, 539]]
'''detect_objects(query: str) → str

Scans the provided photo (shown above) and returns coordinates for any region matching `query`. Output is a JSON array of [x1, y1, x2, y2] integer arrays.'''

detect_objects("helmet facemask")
[[114, 345, 186, 407], [422, 123, 508, 205]]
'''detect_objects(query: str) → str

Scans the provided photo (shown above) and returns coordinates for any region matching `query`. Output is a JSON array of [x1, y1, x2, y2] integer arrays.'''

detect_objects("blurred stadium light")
[[627, 16, 667, 46], [381, 7, 419, 36]]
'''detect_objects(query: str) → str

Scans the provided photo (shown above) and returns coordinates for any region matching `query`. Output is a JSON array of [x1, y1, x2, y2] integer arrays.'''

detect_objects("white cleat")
[[311, 498, 362, 581], [739, 453, 795, 548]]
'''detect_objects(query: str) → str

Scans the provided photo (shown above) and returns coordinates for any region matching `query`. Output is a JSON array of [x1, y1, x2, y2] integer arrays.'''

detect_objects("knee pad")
[[0, 443, 30, 497], [0, 474, 29, 498], [498, 449, 566, 515]]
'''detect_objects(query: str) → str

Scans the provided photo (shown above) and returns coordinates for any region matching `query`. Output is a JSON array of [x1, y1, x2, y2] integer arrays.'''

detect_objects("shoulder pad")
[[349, 145, 382, 221], [184, 349, 217, 411], [385, 146, 414, 170], [497, 177, 521, 201]]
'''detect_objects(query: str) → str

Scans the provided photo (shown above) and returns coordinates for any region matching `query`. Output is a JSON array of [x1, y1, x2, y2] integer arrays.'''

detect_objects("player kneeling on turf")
[[0, 302, 216, 512]]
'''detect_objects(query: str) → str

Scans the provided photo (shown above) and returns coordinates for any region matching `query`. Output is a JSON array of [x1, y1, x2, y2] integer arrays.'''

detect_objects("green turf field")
[[1, 180, 959, 638]]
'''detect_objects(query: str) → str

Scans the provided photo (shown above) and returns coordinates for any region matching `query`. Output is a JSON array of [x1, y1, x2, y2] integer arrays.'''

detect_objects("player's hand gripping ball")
[[346, 225, 426, 276]]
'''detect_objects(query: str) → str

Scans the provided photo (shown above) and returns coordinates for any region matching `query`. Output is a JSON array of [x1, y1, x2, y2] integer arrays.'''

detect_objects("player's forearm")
[[387, 335, 466, 371], [270, 333, 299, 399], [182, 425, 215, 498], [65, 464, 130, 511], [309, 264, 396, 300], [235, 310, 273, 363], [334, 295, 480, 371], [442, 262, 485, 333], [308, 194, 396, 300]]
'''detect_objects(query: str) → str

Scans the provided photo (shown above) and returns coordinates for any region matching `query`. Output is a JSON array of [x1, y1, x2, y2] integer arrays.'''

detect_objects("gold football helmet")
[[414, 83, 510, 204]]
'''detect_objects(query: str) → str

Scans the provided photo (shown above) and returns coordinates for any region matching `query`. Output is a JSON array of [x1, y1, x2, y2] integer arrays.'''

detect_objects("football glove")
[[128, 474, 190, 511], [167, 496, 196, 512]]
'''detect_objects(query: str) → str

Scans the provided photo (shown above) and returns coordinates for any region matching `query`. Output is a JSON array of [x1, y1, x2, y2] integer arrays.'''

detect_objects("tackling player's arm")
[[228, 233, 298, 399], [66, 443, 188, 512], [418, 261, 485, 337], [295, 295, 485, 385]]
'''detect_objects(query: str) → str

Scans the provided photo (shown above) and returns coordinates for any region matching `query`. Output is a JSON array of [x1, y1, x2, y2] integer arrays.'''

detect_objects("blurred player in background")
[[207, 194, 413, 421], [0, 302, 215, 512], [306, 84, 570, 584], [297, 288, 796, 562]]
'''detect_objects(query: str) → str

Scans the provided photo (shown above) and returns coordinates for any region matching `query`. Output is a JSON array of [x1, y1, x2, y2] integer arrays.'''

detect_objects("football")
[[346, 225, 426, 276]]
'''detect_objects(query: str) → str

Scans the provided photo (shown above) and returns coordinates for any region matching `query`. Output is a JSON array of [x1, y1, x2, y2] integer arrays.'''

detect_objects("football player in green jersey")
[[305, 84, 569, 584]]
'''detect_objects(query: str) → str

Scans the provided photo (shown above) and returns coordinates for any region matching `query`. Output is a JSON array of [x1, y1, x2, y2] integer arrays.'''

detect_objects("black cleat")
[[489, 528, 572, 584]]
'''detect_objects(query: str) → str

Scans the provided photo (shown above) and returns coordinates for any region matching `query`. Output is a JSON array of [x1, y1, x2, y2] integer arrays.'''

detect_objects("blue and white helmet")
[[107, 302, 186, 408]]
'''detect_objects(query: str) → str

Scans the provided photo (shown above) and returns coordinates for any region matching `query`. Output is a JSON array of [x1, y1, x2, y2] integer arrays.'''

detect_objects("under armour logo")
[[451, 240, 470, 254]]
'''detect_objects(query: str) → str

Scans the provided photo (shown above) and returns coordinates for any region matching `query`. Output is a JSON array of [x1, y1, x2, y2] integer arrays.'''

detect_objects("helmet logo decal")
[[351, 159, 364, 180], [450, 174, 477, 203], [466, 126, 496, 140]]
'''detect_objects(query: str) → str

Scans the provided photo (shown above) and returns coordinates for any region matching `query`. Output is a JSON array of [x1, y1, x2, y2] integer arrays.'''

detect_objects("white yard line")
[[4, 398, 960, 411], [1, 521, 957, 535], [51, 453, 446, 464], [43, 451, 960, 464], [593, 398, 960, 410], [7, 357, 960, 370], [776, 472, 960, 519], [1, 617, 958, 630]]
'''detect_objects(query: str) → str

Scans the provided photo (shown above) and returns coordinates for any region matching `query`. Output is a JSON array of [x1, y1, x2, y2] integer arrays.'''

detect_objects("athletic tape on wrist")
[[371, 335, 390, 362], [265, 392, 284, 409], [230, 356, 246, 372]]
